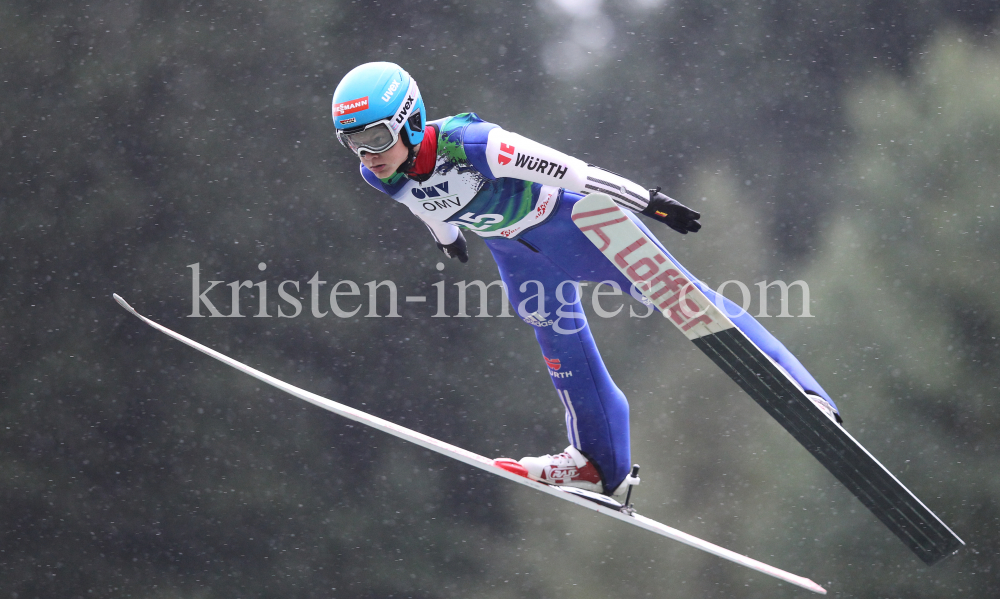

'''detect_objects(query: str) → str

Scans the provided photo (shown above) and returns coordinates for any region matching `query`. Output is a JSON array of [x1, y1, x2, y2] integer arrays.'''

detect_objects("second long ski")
[[571, 193, 963, 566]]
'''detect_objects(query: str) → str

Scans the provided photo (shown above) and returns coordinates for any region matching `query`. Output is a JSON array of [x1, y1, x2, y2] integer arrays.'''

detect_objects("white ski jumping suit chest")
[[359, 112, 653, 242]]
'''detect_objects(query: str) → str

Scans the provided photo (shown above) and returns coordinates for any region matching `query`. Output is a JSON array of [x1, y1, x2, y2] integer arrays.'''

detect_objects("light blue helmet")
[[332, 62, 426, 155]]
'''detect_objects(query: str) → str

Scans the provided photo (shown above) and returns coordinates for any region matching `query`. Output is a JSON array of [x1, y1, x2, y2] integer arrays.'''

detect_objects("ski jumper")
[[359, 113, 834, 490]]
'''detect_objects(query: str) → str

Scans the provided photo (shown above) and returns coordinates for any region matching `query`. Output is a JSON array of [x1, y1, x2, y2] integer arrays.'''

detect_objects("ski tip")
[[570, 193, 615, 217], [112, 293, 137, 315], [493, 458, 529, 478], [809, 581, 827, 595], [795, 578, 826, 595]]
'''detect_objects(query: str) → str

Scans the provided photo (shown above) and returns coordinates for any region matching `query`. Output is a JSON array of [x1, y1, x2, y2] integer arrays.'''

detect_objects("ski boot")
[[494, 446, 638, 497]]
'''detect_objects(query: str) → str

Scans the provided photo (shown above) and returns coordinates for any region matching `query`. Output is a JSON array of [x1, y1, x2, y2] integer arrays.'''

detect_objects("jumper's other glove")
[[437, 230, 469, 263], [641, 187, 702, 234]]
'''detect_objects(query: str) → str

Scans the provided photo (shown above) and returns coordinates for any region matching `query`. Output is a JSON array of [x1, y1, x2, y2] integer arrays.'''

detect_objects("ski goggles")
[[335, 77, 421, 156], [337, 119, 399, 155]]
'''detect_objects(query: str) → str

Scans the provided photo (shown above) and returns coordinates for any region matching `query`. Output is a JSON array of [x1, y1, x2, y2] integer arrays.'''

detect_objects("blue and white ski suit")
[[360, 113, 834, 490]]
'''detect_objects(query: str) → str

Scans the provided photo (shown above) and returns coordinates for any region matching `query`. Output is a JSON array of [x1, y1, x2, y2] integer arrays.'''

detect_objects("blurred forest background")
[[3, 0, 999, 597]]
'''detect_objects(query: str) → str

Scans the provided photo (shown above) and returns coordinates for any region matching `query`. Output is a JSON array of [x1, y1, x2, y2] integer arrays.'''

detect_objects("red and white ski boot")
[[494, 445, 604, 493]]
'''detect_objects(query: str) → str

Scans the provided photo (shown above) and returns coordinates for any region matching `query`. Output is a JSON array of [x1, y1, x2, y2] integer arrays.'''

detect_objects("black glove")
[[641, 187, 702, 234], [437, 230, 469, 263]]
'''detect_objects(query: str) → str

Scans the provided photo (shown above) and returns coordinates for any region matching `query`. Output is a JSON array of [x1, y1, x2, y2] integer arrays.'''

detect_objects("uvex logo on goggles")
[[334, 96, 369, 116]]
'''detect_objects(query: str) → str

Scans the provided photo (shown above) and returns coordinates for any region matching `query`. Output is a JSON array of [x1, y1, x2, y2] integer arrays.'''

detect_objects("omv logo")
[[411, 182, 450, 199]]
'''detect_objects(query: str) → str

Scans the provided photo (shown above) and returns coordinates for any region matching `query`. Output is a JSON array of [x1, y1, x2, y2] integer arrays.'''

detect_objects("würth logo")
[[544, 355, 573, 378], [498, 143, 515, 166], [514, 153, 568, 179], [334, 96, 369, 116]]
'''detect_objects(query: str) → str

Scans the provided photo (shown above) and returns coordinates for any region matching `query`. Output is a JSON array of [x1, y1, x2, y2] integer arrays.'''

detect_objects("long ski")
[[571, 193, 964, 566], [113, 293, 826, 594]]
